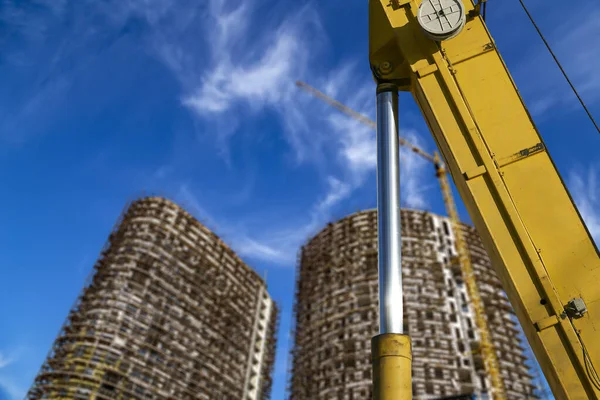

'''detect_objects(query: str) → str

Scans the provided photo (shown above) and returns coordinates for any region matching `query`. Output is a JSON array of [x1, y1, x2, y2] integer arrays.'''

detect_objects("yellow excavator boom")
[[369, 1, 600, 399]]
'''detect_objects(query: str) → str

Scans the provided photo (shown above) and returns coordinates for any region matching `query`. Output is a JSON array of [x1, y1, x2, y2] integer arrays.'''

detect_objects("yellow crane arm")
[[369, 1, 600, 399]]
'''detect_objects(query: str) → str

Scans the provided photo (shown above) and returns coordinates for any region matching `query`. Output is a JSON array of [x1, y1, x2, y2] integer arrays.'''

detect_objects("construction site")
[[27, 197, 278, 400], [289, 209, 537, 400], [14, 1, 600, 398]]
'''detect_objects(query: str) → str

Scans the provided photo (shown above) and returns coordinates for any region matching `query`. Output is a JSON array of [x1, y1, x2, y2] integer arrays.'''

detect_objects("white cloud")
[[234, 237, 288, 264], [303, 64, 433, 209], [243, 175, 353, 263], [0, 353, 13, 369], [317, 63, 376, 174], [328, 114, 377, 173], [400, 130, 432, 209], [0, 349, 25, 400], [62, 0, 365, 265], [190, 7, 322, 160], [89, 0, 183, 27], [183, 32, 302, 115], [315, 177, 352, 215], [207, 0, 248, 53], [93, 0, 432, 222], [517, 9, 600, 116], [172, 124, 434, 264], [0, 77, 70, 143], [177, 183, 288, 263], [0, 376, 25, 400], [177, 184, 219, 229], [175, 176, 353, 265], [15, 0, 435, 263], [556, 12, 600, 100], [122, 0, 322, 160], [569, 165, 600, 244], [324, 99, 432, 209], [144, 0, 412, 235]]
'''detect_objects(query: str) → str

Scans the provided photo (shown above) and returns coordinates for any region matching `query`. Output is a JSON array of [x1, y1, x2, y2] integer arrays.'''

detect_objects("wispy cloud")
[[0, 76, 70, 143], [177, 183, 288, 263], [184, 33, 301, 113], [181, 3, 323, 160], [315, 177, 352, 215], [0, 349, 25, 400], [517, 9, 600, 116], [325, 111, 433, 208], [175, 129, 433, 265], [177, 184, 220, 229], [0, 376, 25, 400], [327, 114, 376, 174], [182, 0, 309, 116], [170, 52, 432, 264], [0, 353, 13, 369], [176, 175, 354, 265], [108, 0, 323, 161], [234, 237, 288, 264], [127, 0, 432, 261], [569, 165, 600, 244], [400, 130, 433, 208], [244, 175, 353, 263], [2, 0, 434, 262], [318, 70, 433, 209], [316, 62, 376, 175], [0, 0, 60, 47], [555, 12, 600, 101]]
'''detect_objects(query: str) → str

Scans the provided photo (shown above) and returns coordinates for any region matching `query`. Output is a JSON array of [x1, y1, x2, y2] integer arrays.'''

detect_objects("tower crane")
[[296, 80, 505, 397]]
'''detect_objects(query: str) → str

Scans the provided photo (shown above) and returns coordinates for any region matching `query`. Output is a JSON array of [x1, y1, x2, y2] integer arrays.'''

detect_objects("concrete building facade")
[[28, 197, 278, 400], [290, 209, 536, 400]]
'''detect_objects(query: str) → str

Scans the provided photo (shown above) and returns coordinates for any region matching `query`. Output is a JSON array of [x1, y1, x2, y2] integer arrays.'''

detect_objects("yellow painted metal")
[[372, 333, 412, 400], [435, 152, 505, 399], [296, 79, 506, 397], [370, 1, 600, 399]]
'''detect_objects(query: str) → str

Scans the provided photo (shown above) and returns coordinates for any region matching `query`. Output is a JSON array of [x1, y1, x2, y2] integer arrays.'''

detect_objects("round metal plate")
[[418, 0, 466, 41]]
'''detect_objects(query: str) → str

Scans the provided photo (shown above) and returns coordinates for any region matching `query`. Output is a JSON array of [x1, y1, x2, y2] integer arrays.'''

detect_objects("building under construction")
[[290, 209, 537, 400], [27, 197, 278, 400]]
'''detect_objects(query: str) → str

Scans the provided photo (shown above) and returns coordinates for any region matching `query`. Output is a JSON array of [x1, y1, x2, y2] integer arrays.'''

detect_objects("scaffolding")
[[289, 209, 537, 400], [27, 197, 278, 400]]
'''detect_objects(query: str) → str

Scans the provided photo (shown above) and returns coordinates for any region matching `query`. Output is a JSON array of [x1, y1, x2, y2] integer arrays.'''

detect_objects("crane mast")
[[296, 80, 505, 397], [369, 0, 600, 399], [435, 152, 505, 399]]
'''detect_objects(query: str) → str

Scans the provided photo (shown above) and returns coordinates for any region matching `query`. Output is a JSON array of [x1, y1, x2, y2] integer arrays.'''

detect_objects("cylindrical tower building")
[[290, 209, 536, 400], [28, 197, 278, 400]]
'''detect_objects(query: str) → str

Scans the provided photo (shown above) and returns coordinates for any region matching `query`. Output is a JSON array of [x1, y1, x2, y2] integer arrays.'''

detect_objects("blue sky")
[[1, 0, 599, 398]]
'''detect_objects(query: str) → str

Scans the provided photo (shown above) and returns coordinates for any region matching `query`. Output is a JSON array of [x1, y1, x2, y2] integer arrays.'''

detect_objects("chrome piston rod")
[[376, 84, 403, 334]]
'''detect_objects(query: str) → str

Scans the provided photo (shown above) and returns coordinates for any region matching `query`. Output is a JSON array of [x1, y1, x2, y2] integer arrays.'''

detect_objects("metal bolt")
[[565, 298, 587, 319], [379, 61, 394, 75]]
